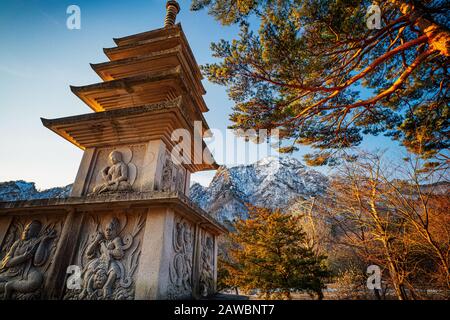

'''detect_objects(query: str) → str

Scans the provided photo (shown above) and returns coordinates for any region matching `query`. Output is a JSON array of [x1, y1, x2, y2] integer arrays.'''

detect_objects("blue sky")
[[0, 0, 403, 189]]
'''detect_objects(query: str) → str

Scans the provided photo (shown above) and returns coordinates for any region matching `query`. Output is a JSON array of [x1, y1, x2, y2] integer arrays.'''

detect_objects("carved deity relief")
[[167, 216, 194, 299], [92, 148, 137, 195], [175, 167, 186, 194], [64, 214, 144, 300], [161, 155, 175, 192], [0, 218, 62, 300], [160, 152, 186, 194], [199, 230, 215, 297]]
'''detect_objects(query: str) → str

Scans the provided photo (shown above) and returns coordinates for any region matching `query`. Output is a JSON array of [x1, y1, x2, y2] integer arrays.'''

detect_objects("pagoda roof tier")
[[70, 66, 209, 114], [104, 24, 202, 84], [41, 98, 218, 172], [91, 45, 205, 96], [113, 24, 180, 46]]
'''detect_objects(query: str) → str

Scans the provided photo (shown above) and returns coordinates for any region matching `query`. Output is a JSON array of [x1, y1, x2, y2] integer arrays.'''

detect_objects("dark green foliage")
[[191, 0, 450, 165], [220, 206, 329, 299]]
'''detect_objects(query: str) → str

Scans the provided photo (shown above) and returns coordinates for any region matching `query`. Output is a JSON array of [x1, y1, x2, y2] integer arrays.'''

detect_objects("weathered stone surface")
[[64, 211, 145, 300], [70, 141, 191, 197], [0, 193, 225, 300], [0, 215, 64, 299]]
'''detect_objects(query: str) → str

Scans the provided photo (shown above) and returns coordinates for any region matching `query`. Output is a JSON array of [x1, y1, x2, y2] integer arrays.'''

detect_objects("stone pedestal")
[[0, 193, 224, 300]]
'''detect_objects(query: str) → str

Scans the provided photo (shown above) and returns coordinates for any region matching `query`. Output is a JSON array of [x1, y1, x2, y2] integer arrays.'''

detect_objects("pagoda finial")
[[164, 0, 180, 27]]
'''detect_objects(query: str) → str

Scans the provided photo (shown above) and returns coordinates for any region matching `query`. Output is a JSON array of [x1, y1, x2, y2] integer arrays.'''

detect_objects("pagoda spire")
[[164, 0, 180, 27]]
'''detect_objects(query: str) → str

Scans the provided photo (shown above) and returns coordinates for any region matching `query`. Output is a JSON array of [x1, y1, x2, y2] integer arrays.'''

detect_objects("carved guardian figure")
[[79, 217, 125, 299], [0, 220, 56, 300], [168, 217, 194, 298], [161, 157, 174, 192], [70, 216, 143, 300], [199, 235, 214, 297]]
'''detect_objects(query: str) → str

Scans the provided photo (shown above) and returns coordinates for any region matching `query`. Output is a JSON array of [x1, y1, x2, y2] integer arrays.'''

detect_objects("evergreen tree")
[[221, 206, 329, 299], [191, 0, 449, 165]]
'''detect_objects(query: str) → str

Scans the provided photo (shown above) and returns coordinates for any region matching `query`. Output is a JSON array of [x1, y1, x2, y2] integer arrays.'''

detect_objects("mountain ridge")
[[0, 180, 72, 202], [2, 157, 448, 226], [189, 156, 328, 222], [0, 157, 328, 224]]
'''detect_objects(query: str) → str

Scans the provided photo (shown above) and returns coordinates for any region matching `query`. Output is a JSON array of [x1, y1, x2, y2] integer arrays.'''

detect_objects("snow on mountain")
[[0, 180, 72, 202], [189, 156, 328, 223], [0, 157, 328, 224]]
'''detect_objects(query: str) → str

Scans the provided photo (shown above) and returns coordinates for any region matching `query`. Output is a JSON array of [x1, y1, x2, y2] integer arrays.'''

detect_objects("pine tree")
[[221, 206, 329, 299], [191, 0, 449, 165]]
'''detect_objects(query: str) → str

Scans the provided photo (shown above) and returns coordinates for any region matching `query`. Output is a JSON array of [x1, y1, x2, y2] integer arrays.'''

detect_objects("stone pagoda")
[[0, 1, 225, 300]]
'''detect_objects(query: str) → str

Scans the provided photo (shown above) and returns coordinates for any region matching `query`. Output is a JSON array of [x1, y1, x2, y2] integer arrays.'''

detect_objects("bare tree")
[[313, 151, 449, 299]]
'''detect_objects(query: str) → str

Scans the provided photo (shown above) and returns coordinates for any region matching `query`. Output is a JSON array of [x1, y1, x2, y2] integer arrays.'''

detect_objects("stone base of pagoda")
[[0, 192, 224, 300]]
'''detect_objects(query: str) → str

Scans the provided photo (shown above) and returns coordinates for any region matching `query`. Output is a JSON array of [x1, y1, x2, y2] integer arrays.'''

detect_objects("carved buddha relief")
[[0, 218, 61, 300], [92, 148, 137, 195]]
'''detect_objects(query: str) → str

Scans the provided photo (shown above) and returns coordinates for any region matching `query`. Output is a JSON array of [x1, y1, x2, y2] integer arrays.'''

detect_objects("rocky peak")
[[0, 180, 72, 202], [189, 156, 328, 223]]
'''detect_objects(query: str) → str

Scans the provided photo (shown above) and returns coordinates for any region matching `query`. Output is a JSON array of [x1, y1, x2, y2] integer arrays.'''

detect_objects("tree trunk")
[[387, 261, 408, 300], [382, 237, 409, 300], [390, 0, 450, 56]]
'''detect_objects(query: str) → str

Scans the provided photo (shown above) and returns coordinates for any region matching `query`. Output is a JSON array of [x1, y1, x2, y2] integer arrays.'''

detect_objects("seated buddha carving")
[[93, 151, 132, 194]]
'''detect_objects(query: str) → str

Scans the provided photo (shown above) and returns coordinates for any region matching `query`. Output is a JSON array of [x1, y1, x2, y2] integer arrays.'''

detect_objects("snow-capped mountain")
[[189, 156, 328, 223], [0, 180, 72, 202]]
